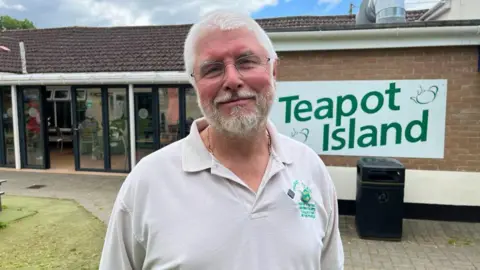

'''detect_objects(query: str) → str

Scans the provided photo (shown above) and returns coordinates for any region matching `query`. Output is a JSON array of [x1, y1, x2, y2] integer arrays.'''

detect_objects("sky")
[[0, 0, 440, 29]]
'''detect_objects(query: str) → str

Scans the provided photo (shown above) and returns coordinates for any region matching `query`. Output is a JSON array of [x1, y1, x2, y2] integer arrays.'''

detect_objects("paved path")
[[0, 170, 124, 224], [1, 171, 479, 269]]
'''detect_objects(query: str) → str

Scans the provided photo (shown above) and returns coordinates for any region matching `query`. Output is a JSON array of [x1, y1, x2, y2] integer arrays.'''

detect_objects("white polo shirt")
[[99, 118, 344, 270]]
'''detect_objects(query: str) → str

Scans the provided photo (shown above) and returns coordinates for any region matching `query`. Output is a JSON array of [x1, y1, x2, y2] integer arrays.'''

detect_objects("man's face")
[[192, 27, 277, 136]]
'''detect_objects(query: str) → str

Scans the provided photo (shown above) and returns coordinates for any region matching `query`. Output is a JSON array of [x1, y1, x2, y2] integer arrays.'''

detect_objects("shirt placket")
[[209, 154, 287, 219]]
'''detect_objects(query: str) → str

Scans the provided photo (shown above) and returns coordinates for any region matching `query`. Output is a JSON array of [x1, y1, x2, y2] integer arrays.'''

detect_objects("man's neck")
[[204, 124, 271, 162]]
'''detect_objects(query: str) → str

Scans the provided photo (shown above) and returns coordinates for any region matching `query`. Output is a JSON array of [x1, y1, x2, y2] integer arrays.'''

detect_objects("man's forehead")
[[194, 30, 263, 62]]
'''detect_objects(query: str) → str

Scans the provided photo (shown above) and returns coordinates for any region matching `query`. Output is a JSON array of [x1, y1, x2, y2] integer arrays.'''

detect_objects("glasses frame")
[[190, 55, 271, 82]]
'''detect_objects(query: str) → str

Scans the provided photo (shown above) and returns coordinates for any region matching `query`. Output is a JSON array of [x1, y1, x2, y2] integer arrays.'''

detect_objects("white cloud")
[[1, 0, 279, 28], [0, 0, 25, 11], [58, 0, 151, 26]]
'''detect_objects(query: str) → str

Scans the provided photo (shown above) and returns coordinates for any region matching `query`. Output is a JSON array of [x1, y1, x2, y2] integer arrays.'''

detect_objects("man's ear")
[[272, 58, 279, 79]]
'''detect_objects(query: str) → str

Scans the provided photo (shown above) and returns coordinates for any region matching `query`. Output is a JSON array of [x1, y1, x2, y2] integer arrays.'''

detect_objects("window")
[[185, 88, 203, 135], [53, 89, 69, 101]]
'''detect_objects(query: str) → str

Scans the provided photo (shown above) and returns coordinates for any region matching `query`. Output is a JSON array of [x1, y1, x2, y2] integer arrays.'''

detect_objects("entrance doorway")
[[72, 86, 130, 173], [16, 86, 77, 172], [133, 85, 202, 162], [44, 86, 75, 171]]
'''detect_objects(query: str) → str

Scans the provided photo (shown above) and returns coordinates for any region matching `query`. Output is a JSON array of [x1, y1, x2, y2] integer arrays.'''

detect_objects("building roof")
[[0, 10, 428, 74]]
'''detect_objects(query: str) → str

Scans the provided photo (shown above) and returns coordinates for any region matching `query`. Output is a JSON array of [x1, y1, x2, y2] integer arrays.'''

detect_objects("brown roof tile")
[[0, 10, 427, 74], [257, 11, 424, 30]]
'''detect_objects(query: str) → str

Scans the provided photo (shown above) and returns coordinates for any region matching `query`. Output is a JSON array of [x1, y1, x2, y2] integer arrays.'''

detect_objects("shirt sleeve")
[[320, 186, 345, 270], [98, 197, 145, 270], [312, 152, 344, 270]]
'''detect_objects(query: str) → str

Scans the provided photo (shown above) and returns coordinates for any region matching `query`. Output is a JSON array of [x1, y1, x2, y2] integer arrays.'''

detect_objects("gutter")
[[0, 71, 190, 86], [267, 25, 480, 51], [268, 25, 478, 40], [418, 0, 448, 21]]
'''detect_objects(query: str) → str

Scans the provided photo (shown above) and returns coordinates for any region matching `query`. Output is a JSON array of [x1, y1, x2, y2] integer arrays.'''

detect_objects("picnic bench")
[[0, 179, 6, 212]]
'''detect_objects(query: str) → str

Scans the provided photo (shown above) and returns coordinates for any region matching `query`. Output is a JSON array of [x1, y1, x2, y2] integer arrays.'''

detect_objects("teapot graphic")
[[291, 128, 310, 143], [411, 85, 439, 105]]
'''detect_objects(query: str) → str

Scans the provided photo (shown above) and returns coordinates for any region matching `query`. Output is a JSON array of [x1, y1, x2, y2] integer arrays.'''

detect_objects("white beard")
[[198, 84, 275, 138]]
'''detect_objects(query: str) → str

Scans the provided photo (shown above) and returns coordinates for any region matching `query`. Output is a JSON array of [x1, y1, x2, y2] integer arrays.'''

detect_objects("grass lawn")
[[0, 195, 107, 270]]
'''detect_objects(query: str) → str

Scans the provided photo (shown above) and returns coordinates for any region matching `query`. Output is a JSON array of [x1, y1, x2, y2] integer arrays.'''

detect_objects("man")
[[99, 9, 344, 270]]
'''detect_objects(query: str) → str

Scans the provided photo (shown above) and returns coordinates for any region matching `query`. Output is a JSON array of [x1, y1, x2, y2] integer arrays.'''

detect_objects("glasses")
[[191, 54, 271, 82]]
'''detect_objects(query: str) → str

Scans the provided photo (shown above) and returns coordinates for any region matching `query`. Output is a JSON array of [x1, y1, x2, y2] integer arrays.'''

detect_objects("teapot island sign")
[[270, 80, 447, 158]]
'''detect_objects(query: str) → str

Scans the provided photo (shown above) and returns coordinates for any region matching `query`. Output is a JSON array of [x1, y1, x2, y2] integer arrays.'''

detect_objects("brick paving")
[[1, 170, 479, 269]]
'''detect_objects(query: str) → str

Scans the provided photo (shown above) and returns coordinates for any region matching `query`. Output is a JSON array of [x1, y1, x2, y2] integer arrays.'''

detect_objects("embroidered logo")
[[292, 180, 316, 219]]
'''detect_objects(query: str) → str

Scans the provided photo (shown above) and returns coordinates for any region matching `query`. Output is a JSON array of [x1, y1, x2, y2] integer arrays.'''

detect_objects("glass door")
[[17, 86, 50, 169], [0, 87, 15, 167], [107, 87, 130, 172], [71, 86, 130, 173], [72, 87, 103, 171], [159, 87, 182, 148], [134, 87, 157, 162], [132, 85, 202, 163]]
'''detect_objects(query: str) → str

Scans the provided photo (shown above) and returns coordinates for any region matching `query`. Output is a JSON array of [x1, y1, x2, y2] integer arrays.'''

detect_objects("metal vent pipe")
[[356, 0, 407, 25]]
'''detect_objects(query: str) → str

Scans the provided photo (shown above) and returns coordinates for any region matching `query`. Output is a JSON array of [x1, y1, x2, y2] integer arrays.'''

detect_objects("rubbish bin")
[[355, 157, 405, 241]]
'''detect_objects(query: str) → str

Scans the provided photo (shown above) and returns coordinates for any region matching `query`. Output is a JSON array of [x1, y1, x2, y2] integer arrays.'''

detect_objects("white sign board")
[[270, 80, 447, 158]]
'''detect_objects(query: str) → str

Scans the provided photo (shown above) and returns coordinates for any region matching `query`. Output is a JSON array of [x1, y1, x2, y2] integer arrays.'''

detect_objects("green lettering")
[[314, 98, 333, 119], [294, 100, 312, 122], [406, 110, 429, 142], [361, 91, 384, 114], [380, 122, 402, 145], [332, 128, 346, 150], [278, 95, 299, 123], [323, 124, 329, 151], [385, 82, 401, 111], [348, 118, 356, 149], [358, 125, 378, 147], [336, 94, 357, 126]]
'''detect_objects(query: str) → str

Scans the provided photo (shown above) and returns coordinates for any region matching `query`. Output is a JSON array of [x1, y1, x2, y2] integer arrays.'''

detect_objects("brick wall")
[[277, 46, 480, 172]]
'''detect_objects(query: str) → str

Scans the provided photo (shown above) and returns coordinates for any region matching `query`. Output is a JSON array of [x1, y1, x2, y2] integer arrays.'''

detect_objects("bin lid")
[[357, 157, 405, 169]]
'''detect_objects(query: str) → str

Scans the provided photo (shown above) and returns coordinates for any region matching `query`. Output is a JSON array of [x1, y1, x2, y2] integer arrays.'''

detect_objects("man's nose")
[[222, 64, 243, 90]]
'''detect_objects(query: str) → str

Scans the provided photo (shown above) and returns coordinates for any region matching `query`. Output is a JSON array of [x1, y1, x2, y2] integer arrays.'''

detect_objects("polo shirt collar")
[[182, 117, 293, 172]]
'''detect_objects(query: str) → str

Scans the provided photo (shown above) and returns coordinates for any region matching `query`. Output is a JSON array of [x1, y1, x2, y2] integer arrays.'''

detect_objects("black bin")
[[355, 157, 405, 241]]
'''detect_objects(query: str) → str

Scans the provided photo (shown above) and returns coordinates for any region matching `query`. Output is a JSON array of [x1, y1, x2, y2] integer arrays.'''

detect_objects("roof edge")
[[268, 24, 480, 52], [0, 71, 189, 86]]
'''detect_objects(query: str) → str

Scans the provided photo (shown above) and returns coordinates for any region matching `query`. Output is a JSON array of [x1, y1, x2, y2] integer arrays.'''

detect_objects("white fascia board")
[[0, 71, 190, 86], [268, 25, 480, 51]]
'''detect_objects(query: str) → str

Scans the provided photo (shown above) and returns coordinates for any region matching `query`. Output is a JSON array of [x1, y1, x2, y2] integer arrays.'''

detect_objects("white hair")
[[183, 9, 278, 89]]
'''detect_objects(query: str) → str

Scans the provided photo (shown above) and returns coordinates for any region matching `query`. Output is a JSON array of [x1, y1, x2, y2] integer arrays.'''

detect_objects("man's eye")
[[237, 57, 260, 68], [201, 65, 223, 77], [242, 56, 260, 63]]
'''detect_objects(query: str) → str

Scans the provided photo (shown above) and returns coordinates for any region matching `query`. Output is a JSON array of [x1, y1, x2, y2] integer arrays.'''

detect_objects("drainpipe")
[[128, 84, 136, 169], [19, 41, 27, 74], [10, 85, 21, 170], [418, 0, 447, 21]]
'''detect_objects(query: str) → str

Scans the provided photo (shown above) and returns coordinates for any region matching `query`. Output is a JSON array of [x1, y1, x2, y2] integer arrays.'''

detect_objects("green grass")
[[0, 195, 107, 270], [448, 237, 474, 246]]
